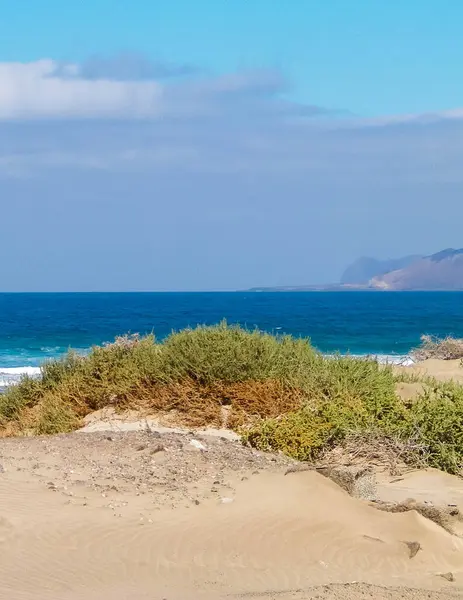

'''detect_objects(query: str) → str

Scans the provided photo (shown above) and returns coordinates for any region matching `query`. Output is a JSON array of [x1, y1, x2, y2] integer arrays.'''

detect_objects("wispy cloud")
[[0, 58, 312, 121], [53, 52, 198, 81], [0, 56, 462, 185]]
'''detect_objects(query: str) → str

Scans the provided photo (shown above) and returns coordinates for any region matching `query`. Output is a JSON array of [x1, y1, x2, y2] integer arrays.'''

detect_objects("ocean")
[[1, 291, 463, 386]]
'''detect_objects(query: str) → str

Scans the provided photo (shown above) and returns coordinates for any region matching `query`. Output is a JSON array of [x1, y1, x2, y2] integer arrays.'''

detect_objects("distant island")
[[249, 248, 463, 291]]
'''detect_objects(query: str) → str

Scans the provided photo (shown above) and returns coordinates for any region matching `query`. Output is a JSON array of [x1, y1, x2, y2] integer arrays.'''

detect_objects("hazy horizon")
[[2, 1, 463, 292]]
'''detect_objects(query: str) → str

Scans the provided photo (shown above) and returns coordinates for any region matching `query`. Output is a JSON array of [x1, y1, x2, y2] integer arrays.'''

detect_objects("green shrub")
[[243, 408, 333, 461], [0, 323, 318, 432], [242, 358, 406, 462], [0, 375, 44, 420], [0, 323, 462, 475], [158, 321, 317, 385], [35, 393, 81, 436], [404, 381, 463, 474]]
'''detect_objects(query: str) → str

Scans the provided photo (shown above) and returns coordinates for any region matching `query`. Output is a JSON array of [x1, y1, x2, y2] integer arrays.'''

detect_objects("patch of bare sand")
[[397, 358, 463, 384], [374, 468, 463, 537], [79, 406, 240, 440], [376, 469, 463, 507], [0, 431, 462, 600], [395, 381, 427, 401]]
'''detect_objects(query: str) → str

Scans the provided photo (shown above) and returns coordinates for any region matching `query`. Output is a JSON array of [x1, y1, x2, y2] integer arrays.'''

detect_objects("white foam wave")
[[0, 367, 41, 375], [0, 367, 41, 388], [373, 355, 415, 366], [324, 353, 415, 366]]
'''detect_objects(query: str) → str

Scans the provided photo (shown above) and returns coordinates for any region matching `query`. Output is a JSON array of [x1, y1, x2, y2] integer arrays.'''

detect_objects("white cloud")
[[344, 107, 463, 129], [0, 60, 163, 119], [0, 59, 308, 121], [1, 57, 462, 126]]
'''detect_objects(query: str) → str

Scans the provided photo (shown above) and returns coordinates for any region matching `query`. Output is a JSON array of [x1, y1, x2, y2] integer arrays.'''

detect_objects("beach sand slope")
[[0, 430, 461, 599]]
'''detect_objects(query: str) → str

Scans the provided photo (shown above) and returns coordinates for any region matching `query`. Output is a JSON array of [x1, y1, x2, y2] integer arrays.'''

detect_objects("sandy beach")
[[0, 357, 461, 599]]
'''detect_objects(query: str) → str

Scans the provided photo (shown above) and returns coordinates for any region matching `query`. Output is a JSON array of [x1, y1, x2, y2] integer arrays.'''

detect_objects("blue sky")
[[2, 0, 462, 116], [1, 1, 463, 290]]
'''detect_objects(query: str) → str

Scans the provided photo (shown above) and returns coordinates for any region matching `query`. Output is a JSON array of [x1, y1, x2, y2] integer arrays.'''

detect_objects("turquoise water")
[[1, 292, 462, 384]]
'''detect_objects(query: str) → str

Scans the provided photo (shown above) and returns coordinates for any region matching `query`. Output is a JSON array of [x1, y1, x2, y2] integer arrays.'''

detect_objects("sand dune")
[[0, 430, 461, 600]]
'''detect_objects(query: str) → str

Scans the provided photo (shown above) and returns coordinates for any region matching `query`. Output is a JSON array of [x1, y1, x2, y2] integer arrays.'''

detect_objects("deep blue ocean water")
[[1, 292, 463, 384]]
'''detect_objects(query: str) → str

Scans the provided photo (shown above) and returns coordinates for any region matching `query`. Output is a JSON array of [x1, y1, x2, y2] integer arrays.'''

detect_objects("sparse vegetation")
[[0, 323, 462, 475], [412, 334, 463, 361]]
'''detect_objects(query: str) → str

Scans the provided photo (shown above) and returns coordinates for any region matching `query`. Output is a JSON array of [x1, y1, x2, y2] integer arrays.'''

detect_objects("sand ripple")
[[0, 471, 461, 599]]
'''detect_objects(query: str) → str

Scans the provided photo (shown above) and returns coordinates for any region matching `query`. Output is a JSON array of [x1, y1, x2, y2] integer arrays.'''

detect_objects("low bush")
[[244, 375, 463, 474], [0, 323, 317, 431], [405, 380, 463, 473], [157, 321, 318, 385], [0, 323, 461, 475]]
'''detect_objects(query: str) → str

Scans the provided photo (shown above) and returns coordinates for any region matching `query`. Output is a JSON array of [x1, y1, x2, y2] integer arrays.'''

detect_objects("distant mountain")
[[340, 255, 422, 285], [246, 249, 463, 292], [370, 248, 463, 290], [247, 284, 366, 292]]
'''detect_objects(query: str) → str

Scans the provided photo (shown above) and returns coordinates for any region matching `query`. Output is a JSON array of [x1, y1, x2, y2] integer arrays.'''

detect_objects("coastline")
[[0, 327, 462, 598]]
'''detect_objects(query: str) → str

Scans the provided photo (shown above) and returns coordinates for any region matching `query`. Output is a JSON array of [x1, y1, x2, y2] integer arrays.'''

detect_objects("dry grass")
[[411, 334, 463, 361], [6, 378, 308, 435], [317, 432, 430, 476]]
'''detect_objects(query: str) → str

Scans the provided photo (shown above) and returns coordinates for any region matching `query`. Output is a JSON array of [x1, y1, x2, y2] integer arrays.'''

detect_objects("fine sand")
[[0, 422, 462, 600], [396, 358, 463, 384]]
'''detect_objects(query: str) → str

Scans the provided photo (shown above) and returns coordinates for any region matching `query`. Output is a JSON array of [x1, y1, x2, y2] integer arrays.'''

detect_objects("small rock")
[[0, 464, 4, 473], [136, 444, 147, 452], [438, 572, 455, 583], [189, 439, 207, 451], [404, 541, 421, 559]]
